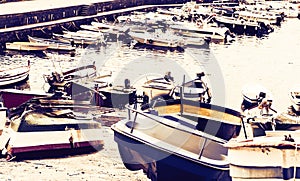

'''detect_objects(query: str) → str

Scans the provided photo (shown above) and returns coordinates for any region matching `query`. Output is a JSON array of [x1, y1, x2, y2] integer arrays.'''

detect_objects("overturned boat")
[[111, 98, 244, 180]]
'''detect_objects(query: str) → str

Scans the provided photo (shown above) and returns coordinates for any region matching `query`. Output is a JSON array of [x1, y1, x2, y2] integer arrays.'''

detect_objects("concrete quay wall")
[[0, 0, 189, 49]]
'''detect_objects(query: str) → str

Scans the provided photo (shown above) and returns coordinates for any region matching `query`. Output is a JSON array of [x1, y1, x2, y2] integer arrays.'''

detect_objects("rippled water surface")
[[1, 18, 300, 112]]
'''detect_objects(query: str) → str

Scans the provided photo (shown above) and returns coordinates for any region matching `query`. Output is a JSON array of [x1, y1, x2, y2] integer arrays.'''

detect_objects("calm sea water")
[[1, 18, 300, 113]]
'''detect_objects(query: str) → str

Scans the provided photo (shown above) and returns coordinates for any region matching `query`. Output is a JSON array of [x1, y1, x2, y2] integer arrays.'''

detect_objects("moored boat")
[[90, 22, 114, 32], [173, 72, 212, 103], [53, 33, 104, 45], [139, 72, 176, 101], [169, 20, 233, 43], [0, 60, 30, 87], [5, 42, 49, 51], [93, 81, 137, 108], [128, 31, 183, 49], [226, 130, 300, 180], [28, 36, 75, 51], [214, 14, 273, 36]]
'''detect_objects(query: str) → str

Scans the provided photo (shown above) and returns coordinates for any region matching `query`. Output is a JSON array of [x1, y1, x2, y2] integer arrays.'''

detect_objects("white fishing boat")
[[236, 10, 282, 25], [0, 61, 30, 87], [128, 31, 183, 48], [62, 30, 104, 39], [112, 98, 244, 181], [5, 42, 49, 51], [28, 36, 75, 51], [116, 11, 146, 23], [214, 13, 274, 35], [53, 33, 104, 45], [226, 130, 300, 180], [139, 72, 176, 101], [169, 19, 233, 43], [173, 72, 212, 103]]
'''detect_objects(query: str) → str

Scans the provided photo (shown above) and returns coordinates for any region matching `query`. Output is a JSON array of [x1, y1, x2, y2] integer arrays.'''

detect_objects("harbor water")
[[0, 17, 299, 180], [2, 18, 300, 111]]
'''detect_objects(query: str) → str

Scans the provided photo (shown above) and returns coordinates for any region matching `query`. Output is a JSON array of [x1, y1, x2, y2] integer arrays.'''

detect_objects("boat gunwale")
[[112, 121, 229, 170]]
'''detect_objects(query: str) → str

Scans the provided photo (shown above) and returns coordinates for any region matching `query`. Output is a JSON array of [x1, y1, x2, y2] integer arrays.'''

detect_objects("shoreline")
[[0, 127, 150, 180]]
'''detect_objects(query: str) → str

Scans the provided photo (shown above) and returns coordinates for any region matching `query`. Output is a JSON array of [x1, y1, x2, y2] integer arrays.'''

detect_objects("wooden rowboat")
[[28, 36, 75, 51], [5, 42, 49, 51], [0, 61, 30, 87]]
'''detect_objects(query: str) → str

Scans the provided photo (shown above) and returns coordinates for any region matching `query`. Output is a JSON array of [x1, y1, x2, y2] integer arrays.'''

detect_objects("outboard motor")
[[124, 79, 131, 89], [241, 84, 273, 112]]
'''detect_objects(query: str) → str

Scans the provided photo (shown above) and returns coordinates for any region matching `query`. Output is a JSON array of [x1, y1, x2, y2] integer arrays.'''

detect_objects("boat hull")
[[1, 128, 103, 160], [132, 36, 179, 48], [114, 130, 231, 181], [0, 89, 51, 109], [28, 36, 75, 51], [0, 66, 29, 87], [98, 88, 137, 108], [227, 131, 300, 180], [5, 42, 48, 51]]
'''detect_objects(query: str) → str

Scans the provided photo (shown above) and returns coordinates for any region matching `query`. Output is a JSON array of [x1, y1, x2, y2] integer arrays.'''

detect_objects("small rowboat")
[[28, 36, 75, 51], [5, 42, 49, 51], [0, 61, 30, 87]]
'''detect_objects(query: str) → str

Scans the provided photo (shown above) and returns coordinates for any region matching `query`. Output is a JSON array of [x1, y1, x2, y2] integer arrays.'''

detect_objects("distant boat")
[[128, 31, 183, 49], [53, 33, 104, 45], [62, 30, 104, 39], [5, 42, 49, 51], [28, 36, 75, 51], [169, 20, 233, 43], [0, 61, 30, 87], [226, 130, 300, 180], [214, 14, 274, 36], [0, 102, 103, 160], [90, 22, 114, 32], [112, 99, 244, 181]]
